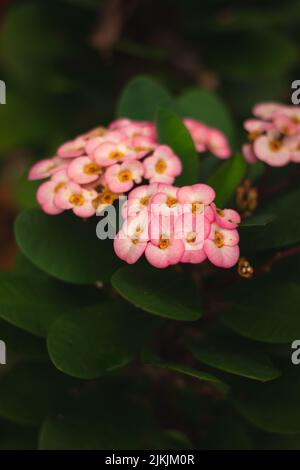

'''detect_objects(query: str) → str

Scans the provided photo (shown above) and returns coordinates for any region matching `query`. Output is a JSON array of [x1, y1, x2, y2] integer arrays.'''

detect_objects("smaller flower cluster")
[[115, 183, 240, 269], [242, 102, 300, 167], [28, 118, 231, 218]]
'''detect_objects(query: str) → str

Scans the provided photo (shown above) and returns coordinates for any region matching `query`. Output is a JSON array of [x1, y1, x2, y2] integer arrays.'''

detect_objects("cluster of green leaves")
[[0, 75, 300, 450]]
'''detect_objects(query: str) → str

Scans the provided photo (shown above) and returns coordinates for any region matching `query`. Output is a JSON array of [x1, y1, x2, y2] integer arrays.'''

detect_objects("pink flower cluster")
[[114, 183, 240, 269], [242, 102, 300, 167], [28, 118, 231, 218]]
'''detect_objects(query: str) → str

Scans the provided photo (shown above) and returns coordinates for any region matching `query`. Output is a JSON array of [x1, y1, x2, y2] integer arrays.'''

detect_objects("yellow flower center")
[[109, 150, 125, 160], [192, 201, 203, 214], [216, 208, 224, 217], [54, 182, 65, 193], [140, 196, 149, 206], [92, 190, 118, 209], [155, 159, 167, 174], [118, 169, 132, 182], [166, 196, 177, 208], [269, 140, 282, 152], [187, 231, 197, 244], [159, 236, 170, 250], [84, 163, 102, 175], [292, 116, 300, 124], [248, 131, 261, 142], [69, 193, 84, 206], [214, 231, 224, 248]]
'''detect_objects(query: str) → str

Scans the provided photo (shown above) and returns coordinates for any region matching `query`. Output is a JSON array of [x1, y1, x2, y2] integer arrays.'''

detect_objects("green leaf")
[[0, 319, 47, 358], [240, 189, 300, 253], [15, 209, 120, 284], [47, 302, 161, 379], [0, 362, 68, 426], [156, 107, 199, 185], [208, 153, 246, 207], [177, 88, 237, 148], [111, 265, 202, 321], [0, 271, 100, 337], [116, 75, 176, 120], [14, 169, 39, 210], [239, 213, 276, 228], [190, 339, 280, 382], [235, 371, 300, 434], [0, 424, 37, 450], [143, 352, 229, 393], [223, 281, 300, 343]]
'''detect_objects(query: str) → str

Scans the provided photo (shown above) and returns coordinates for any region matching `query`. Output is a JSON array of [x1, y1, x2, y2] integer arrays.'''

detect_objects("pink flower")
[[93, 142, 136, 167], [242, 143, 258, 164], [28, 157, 67, 180], [54, 182, 97, 218], [105, 160, 144, 193], [204, 223, 240, 268], [151, 184, 181, 217], [114, 210, 149, 264], [253, 131, 290, 167], [67, 156, 102, 184], [206, 128, 231, 159], [183, 118, 208, 152], [212, 203, 241, 229], [36, 169, 69, 215], [285, 135, 300, 163], [177, 184, 215, 214], [85, 130, 127, 155], [57, 137, 86, 158], [174, 213, 209, 264], [146, 214, 184, 268], [252, 102, 284, 120], [143, 145, 182, 184], [114, 231, 147, 264], [121, 184, 158, 218]]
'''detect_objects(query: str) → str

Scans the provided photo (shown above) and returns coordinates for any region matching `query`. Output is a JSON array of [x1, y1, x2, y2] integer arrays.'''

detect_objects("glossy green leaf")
[[47, 302, 161, 379], [0, 362, 68, 426], [0, 319, 47, 358], [156, 107, 199, 185], [223, 281, 300, 343], [116, 75, 176, 120], [190, 340, 280, 382], [235, 371, 300, 434], [205, 413, 252, 450], [143, 352, 229, 393], [14, 169, 39, 210], [0, 271, 101, 337], [111, 265, 202, 321], [15, 209, 120, 284], [208, 153, 246, 207], [177, 88, 237, 147], [239, 213, 276, 228], [240, 189, 300, 253]]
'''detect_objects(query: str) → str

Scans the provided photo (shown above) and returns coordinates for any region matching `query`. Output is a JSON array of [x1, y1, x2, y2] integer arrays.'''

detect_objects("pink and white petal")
[[145, 243, 170, 268], [54, 182, 82, 209], [114, 232, 147, 264], [178, 184, 215, 206], [165, 239, 185, 265], [215, 208, 241, 229], [57, 139, 85, 158], [67, 156, 100, 184], [72, 201, 96, 218], [242, 143, 258, 164], [204, 240, 239, 268], [28, 159, 57, 180], [254, 135, 290, 167], [181, 247, 207, 264], [252, 102, 283, 120]]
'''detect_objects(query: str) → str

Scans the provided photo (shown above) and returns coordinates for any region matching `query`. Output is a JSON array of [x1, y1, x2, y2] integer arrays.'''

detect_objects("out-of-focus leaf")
[[204, 413, 252, 450], [208, 153, 246, 206], [0, 271, 101, 337], [190, 339, 280, 382], [156, 108, 199, 185], [111, 265, 202, 321], [15, 209, 120, 284], [14, 169, 39, 210], [177, 88, 237, 148], [0, 424, 37, 450], [223, 280, 300, 343], [0, 362, 68, 426], [239, 213, 276, 228], [47, 302, 161, 379], [240, 188, 300, 253], [0, 319, 47, 358], [235, 371, 300, 434], [116, 75, 177, 120]]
